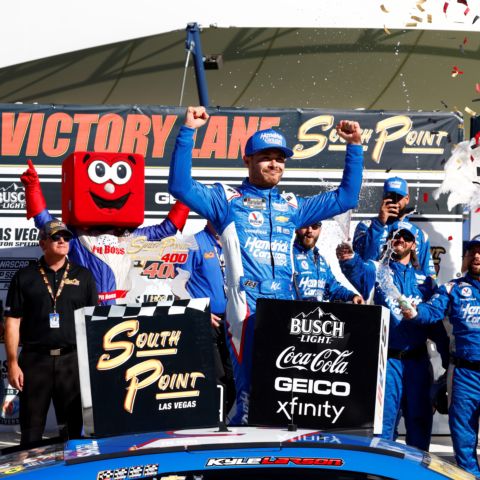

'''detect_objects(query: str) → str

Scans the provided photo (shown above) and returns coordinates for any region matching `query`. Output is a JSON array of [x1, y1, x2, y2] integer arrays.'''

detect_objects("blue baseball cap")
[[245, 129, 294, 158], [466, 235, 480, 250], [384, 176, 408, 197]]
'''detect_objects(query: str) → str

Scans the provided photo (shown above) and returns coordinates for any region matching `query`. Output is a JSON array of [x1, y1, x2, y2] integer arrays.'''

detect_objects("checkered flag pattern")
[[90, 298, 210, 321]]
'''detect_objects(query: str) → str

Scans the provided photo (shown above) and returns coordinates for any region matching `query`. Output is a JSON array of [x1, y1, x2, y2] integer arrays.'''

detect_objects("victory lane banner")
[[75, 299, 218, 437], [250, 300, 389, 433]]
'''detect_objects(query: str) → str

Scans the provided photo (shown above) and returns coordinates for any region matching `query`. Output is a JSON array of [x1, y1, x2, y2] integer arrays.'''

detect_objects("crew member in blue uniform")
[[293, 222, 363, 304], [353, 176, 435, 277], [337, 223, 448, 451], [176, 221, 235, 414], [168, 106, 364, 424], [402, 235, 480, 475]]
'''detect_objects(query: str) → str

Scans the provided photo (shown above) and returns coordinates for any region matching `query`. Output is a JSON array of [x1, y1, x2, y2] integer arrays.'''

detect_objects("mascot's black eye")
[[96, 164, 106, 177], [117, 164, 127, 179], [110, 161, 132, 185], [87, 160, 111, 184]]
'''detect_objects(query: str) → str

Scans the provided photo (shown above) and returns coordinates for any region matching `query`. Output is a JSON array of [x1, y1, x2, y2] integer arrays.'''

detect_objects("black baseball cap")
[[39, 219, 73, 240]]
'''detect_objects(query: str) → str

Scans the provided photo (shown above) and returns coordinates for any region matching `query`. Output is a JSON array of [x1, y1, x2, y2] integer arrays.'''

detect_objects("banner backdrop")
[[0, 104, 464, 434], [249, 300, 389, 433], [0, 104, 462, 216], [75, 299, 218, 437]]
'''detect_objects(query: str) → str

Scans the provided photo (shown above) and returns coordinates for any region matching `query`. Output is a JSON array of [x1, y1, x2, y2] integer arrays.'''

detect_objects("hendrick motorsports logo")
[[0, 183, 25, 209], [206, 456, 344, 467]]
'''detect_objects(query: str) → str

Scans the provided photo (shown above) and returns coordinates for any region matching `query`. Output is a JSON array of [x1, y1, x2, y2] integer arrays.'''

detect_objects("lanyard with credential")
[[38, 261, 70, 314]]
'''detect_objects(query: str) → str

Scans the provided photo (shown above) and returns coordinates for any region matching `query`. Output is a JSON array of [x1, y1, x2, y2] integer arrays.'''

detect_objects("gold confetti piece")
[[384, 25, 391, 34], [465, 106, 477, 116], [380, 4, 389, 12], [416, 3, 425, 11], [427, 14, 433, 22], [411, 15, 423, 22], [406, 22, 418, 27]]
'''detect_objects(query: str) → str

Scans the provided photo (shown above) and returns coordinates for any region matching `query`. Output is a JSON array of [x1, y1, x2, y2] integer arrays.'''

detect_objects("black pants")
[[18, 350, 82, 446], [212, 319, 236, 415]]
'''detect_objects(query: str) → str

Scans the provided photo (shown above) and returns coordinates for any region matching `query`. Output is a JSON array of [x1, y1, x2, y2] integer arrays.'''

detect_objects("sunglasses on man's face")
[[392, 231, 415, 242], [49, 233, 73, 242]]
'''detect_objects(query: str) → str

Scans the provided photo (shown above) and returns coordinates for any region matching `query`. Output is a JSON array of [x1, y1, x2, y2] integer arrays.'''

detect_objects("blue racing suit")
[[414, 275, 480, 475], [353, 217, 435, 277], [293, 242, 357, 302], [178, 226, 227, 315], [340, 254, 445, 451], [169, 125, 363, 424], [33, 209, 180, 305]]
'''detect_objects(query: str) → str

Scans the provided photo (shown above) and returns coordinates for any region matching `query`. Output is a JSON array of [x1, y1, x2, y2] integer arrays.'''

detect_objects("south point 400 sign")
[[75, 300, 218, 437], [250, 300, 389, 433]]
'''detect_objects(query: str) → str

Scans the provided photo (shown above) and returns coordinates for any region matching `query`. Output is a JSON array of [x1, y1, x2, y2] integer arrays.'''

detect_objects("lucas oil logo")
[[248, 211, 264, 227]]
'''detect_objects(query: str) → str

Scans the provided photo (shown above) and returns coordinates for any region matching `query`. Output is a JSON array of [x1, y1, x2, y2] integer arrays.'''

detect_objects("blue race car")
[[0, 427, 475, 480]]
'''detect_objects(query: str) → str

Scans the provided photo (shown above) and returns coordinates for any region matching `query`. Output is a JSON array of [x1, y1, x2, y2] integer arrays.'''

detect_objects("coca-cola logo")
[[275, 346, 352, 374]]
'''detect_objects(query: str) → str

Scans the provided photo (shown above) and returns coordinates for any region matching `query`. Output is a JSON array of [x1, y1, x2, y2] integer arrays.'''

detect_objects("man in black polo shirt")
[[4, 219, 98, 446]]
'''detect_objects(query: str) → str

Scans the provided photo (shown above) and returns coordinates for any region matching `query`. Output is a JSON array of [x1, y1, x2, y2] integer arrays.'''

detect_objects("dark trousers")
[[212, 319, 236, 415], [18, 350, 82, 446]]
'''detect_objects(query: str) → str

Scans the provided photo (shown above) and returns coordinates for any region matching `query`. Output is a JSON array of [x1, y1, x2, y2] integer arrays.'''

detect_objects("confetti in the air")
[[405, 22, 418, 27], [457, 0, 468, 5], [384, 25, 391, 34], [474, 15, 479, 24], [443, 2, 449, 13], [476, 83, 480, 94], [465, 106, 477, 116], [448, 235, 453, 241], [417, 3, 425, 11], [427, 13, 433, 22], [441, 100, 449, 108], [411, 15, 423, 22], [451, 66, 464, 77], [423, 193, 429, 202], [380, 4, 389, 13]]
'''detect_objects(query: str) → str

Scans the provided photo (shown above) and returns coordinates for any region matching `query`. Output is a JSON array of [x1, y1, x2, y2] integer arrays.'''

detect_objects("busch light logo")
[[0, 184, 25, 209], [290, 306, 345, 344]]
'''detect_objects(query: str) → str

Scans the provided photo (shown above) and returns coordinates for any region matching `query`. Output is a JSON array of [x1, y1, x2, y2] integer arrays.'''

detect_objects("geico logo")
[[274, 376, 350, 396]]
